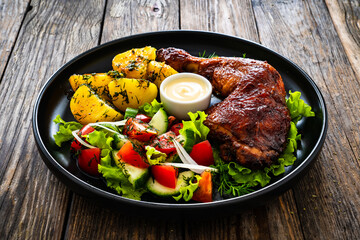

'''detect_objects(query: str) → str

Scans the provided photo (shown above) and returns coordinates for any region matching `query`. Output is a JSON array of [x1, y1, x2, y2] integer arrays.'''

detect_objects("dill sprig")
[[214, 161, 253, 197]]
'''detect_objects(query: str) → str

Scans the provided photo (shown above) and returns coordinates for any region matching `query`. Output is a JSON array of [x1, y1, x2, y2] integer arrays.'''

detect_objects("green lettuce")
[[145, 146, 167, 165], [173, 175, 201, 201], [139, 99, 163, 117], [53, 115, 83, 147], [287, 91, 315, 123], [86, 130, 113, 150], [179, 111, 210, 152], [97, 149, 145, 200]]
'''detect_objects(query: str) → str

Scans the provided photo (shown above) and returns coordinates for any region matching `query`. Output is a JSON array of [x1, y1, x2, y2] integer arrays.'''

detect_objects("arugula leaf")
[[53, 115, 83, 147], [139, 99, 163, 117], [173, 175, 201, 201], [287, 91, 315, 123], [179, 111, 210, 152], [145, 146, 167, 165], [97, 149, 145, 200]]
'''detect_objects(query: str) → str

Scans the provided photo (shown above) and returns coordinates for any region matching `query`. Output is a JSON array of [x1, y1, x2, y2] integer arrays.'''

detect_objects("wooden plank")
[[252, 0, 360, 239], [0, 0, 105, 238], [64, 1, 181, 239], [0, 0, 29, 79], [102, 0, 179, 41], [180, 0, 259, 42], [325, 0, 360, 80]]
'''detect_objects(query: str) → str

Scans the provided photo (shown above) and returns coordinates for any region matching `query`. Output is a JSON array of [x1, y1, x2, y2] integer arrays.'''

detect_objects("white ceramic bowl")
[[160, 73, 212, 120]]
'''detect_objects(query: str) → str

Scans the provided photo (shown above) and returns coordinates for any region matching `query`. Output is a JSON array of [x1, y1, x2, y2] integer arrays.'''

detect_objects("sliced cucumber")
[[149, 108, 168, 135], [112, 150, 150, 189], [147, 171, 194, 197], [113, 134, 129, 150]]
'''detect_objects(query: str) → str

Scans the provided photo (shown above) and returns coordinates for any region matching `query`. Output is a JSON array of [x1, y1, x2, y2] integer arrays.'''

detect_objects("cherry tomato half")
[[78, 148, 101, 176], [117, 141, 149, 168], [150, 131, 177, 155], [189, 140, 214, 166], [151, 165, 178, 189], [123, 118, 158, 142], [170, 123, 183, 136]]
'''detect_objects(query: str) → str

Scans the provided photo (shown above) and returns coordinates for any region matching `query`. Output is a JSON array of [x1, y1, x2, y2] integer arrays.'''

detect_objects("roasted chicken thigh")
[[157, 47, 291, 169]]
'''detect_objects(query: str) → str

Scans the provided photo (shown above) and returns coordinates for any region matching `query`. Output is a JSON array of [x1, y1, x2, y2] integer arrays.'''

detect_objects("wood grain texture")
[[0, 0, 105, 238], [102, 0, 179, 42], [0, 0, 29, 80], [180, 0, 259, 42], [325, 0, 360, 80], [253, 0, 360, 239]]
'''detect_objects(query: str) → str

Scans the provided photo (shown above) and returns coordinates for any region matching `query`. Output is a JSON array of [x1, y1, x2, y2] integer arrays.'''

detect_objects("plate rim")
[[32, 30, 328, 211]]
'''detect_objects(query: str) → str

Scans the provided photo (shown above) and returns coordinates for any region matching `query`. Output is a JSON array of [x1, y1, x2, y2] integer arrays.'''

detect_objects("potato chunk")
[[68, 71, 123, 101], [108, 78, 157, 112], [112, 46, 156, 79], [70, 85, 123, 125], [147, 61, 178, 88]]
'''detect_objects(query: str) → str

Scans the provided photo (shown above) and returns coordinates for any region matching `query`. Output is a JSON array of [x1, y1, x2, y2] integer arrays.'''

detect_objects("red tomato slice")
[[135, 114, 152, 123], [70, 125, 96, 152], [170, 123, 183, 136], [123, 118, 158, 142], [117, 141, 149, 168], [78, 148, 101, 176], [189, 140, 214, 166], [70, 139, 82, 152], [80, 125, 96, 135], [192, 171, 212, 202], [151, 165, 178, 189], [150, 131, 177, 155]]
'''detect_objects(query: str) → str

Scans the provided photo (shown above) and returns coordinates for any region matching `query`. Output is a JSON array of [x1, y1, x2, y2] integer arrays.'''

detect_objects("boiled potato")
[[112, 46, 156, 79], [147, 61, 178, 88], [70, 84, 123, 125], [108, 78, 157, 112], [68, 71, 123, 101]]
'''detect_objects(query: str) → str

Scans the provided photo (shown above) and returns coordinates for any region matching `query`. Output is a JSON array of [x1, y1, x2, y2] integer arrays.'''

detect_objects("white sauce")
[[164, 77, 208, 102]]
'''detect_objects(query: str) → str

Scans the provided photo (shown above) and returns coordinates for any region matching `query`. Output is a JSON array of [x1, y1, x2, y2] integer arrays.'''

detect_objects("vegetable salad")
[[54, 91, 315, 203]]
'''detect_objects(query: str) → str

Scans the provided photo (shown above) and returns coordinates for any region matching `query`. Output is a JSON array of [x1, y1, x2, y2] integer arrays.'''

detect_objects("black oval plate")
[[32, 30, 327, 216]]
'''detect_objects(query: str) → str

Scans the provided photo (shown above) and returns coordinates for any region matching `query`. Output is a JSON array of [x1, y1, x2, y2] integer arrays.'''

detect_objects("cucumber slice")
[[147, 171, 194, 197], [113, 134, 129, 150], [149, 108, 168, 135], [112, 150, 150, 189]]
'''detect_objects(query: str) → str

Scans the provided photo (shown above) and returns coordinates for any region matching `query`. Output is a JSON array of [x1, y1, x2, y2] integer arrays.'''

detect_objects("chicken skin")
[[156, 47, 291, 169]]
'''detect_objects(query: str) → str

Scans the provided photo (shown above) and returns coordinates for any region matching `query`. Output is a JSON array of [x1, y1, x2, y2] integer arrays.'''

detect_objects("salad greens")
[[53, 115, 83, 147], [179, 111, 210, 152], [98, 149, 145, 200]]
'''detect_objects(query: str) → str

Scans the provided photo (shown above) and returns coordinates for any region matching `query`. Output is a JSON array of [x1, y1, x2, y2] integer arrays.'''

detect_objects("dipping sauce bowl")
[[160, 73, 212, 120]]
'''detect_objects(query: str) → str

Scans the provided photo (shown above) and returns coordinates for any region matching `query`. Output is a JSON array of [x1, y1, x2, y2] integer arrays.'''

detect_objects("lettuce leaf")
[[145, 146, 167, 165], [139, 99, 163, 117], [86, 130, 113, 150], [173, 175, 201, 201], [53, 115, 83, 147], [287, 91, 315, 123], [179, 111, 210, 152], [97, 149, 145, 200]]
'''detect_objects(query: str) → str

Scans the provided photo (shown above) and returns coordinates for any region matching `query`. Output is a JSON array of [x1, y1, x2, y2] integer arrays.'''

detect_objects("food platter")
[[32, 30, 327, 215]]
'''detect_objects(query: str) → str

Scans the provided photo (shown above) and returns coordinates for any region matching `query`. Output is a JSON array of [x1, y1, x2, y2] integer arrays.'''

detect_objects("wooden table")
[[1, 0, 359, 239]]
